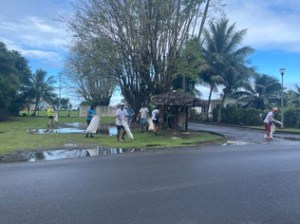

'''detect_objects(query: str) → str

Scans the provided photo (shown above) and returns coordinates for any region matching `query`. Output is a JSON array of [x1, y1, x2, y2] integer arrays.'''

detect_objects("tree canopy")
[[200, 19, 255, 122], [0, 42, 31, 116], [66, 0, 225, 109]]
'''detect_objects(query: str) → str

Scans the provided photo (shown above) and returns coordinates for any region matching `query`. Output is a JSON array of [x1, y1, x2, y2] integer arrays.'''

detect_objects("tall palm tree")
[[233, 73, 282, 110], [198, 51, 224, 120], [28, 69, 57, 116], [201, 19, 254, 122]]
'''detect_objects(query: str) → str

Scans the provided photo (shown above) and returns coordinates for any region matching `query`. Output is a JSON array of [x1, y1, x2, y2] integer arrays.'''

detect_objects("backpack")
[[262, 112, 268, 121]]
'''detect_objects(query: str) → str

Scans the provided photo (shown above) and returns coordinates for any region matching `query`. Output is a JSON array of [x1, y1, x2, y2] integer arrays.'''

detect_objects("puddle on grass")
[[1, 147, 144, 162], [27, 126, 118, 136]]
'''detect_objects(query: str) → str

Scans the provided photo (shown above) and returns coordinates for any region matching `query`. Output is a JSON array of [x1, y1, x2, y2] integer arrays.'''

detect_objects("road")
[[1, 123, 300, 224]]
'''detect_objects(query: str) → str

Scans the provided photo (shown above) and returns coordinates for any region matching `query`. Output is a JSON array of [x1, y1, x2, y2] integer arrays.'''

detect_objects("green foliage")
[[26, 69, 57, 116], [233, 73, 281, 110], [200, 19, 254, 122], [67, 0, 225, 110], [213, 105, 263, 126], [0, 42, 31, 116], [284, 107, 300, 128], [213, 105, 300, 128]]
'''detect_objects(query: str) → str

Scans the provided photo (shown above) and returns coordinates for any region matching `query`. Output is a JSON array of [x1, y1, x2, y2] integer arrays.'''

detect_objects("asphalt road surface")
[[1, 123, 300, 224]]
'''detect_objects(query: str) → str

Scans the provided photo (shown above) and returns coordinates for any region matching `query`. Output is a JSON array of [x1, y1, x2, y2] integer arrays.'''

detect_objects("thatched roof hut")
[[151, 91, 207, 131]]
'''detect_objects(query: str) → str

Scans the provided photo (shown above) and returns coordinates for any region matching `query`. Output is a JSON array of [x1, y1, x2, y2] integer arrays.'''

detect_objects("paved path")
[[189, 122, 300, 145]]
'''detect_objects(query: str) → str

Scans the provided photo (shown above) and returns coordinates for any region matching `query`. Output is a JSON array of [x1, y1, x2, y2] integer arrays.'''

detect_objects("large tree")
[[0, 42, 31, 116], [64, 38, 117, 106], [201, 19, 254, 122], [66, 0, 224, 109]]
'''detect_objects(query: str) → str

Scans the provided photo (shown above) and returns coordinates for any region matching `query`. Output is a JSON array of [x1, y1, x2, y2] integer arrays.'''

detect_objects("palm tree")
[[27, 69, 57, 116], [198, 51, 224, 120], [201, 19, 254, 122], [286, 84, 300, 108], [233, 73, 282, 110]]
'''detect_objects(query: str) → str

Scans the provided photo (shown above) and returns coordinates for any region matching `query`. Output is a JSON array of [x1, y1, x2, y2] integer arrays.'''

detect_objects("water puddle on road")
[[222, 141, 254, 146], [1, 147, 144, 163]]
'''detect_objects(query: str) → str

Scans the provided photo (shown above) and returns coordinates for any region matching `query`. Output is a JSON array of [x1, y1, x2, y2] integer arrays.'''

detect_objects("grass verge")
[[0, 116, 224, 156]]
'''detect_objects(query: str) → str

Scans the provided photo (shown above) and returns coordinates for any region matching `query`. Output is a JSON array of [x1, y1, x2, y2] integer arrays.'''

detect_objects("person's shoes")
[[90, 135, 94, 138], [85, 135, 88, 138], [121, 136, 125, 140]]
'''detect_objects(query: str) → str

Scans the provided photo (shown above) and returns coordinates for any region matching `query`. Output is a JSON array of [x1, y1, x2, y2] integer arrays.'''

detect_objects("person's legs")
[[270, 123, 275, 138], [127, 117, 132, 127], [153, 120, 159, 135], [121, 126, 126, 140], [140, 118, 146, 132], [48, 116, 54, 128], [116, 125, 122, 141], [264, 123, 271, 138], [85, 120, 91, 137]]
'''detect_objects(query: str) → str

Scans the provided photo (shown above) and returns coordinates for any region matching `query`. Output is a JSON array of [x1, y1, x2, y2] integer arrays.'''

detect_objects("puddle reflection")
[[222, 141, 253, 146], [27, 126, 117, 136], [27, 147, 143, 162]]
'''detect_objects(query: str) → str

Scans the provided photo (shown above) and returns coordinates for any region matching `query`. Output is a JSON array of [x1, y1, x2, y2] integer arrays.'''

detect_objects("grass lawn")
[[0, 114, 224, 156]]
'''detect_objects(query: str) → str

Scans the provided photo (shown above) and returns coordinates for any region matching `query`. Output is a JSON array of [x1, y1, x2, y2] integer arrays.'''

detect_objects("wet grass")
[[0, 115, 224, 156]]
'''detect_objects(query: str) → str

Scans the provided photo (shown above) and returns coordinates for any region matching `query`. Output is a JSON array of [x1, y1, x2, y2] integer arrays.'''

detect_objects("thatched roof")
[[151, 91, 207, 107]]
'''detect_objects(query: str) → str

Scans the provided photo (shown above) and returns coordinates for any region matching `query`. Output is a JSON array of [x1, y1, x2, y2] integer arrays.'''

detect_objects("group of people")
[[115, 104, 160, 141], [85, 104, 161, 141], [51, 103, 282, 141]]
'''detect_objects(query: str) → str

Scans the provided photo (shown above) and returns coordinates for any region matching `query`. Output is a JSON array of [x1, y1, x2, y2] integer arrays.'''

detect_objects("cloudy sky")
[[0, 0, 299, 104]]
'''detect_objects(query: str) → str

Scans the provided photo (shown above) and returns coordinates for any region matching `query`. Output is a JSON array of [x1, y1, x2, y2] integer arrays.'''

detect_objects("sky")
[[0, 0, 299, 105]]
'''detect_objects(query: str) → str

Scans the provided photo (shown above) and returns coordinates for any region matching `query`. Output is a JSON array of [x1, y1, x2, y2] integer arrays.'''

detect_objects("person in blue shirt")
[[126, 105, 135, 127], [85, 105, 96, 138]]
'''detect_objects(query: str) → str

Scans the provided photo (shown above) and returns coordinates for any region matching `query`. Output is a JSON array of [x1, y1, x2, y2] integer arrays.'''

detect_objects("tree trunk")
[[206, 84, 214, 121], [197, 0, 210, 40]]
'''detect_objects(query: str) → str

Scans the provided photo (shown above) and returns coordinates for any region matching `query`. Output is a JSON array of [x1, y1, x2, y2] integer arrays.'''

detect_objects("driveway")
[[188, 122, 300, 145]]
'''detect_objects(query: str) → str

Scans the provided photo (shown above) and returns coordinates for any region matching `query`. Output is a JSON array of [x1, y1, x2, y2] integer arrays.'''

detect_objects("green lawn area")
[[0, 113, 224, 156]]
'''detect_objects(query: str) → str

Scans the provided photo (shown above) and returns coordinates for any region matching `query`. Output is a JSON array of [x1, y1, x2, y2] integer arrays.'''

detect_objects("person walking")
[[151, 106, 160, 135], [126, 105, 135, 127], [137, 104, 149, 132], [263, 107, 281, 139], [115, 104, 128, 141], [85, 105, 97, 138], [47, 106, 55, 128]]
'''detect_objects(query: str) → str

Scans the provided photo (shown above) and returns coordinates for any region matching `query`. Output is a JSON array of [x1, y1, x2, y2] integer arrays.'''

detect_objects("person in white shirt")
[[263, 107, 281, 139], [151, 106, 160, 135], [137, 104, 149, 132], [115, 104, 128, 141]]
